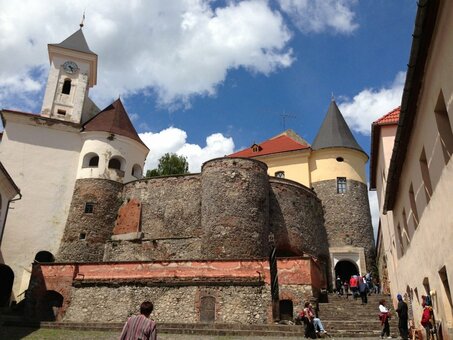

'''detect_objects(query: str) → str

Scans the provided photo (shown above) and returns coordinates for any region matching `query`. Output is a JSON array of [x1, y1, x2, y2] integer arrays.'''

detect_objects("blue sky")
[[0, 1, 418, 230]]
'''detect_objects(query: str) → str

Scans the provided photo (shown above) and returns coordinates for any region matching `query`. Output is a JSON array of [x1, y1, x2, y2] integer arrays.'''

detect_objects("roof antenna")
[[280, 112, 296, 130], [79, 10, 86, 28]]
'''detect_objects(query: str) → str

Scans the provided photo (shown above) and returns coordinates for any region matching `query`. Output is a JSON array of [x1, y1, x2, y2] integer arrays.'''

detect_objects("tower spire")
[[80, 11, 86, 28]]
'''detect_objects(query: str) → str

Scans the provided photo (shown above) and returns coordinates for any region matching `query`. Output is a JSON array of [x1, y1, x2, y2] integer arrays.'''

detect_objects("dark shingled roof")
[[49, 29, 95, 55], [312, 100, 366, 156], [83, 99, 148, 149]]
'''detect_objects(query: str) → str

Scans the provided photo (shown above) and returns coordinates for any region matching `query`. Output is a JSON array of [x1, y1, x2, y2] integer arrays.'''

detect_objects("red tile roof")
[[374, 107, 400, 125], [83, 99, 148, 149], [229, 134, 309, 158]]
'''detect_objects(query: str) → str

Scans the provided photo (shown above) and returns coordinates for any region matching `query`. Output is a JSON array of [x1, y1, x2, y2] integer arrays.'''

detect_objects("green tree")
[[145, 153, 189, 177]]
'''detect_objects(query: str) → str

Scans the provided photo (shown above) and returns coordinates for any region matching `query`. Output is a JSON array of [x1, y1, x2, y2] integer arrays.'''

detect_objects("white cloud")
[[368, 188, 379, 242], [338, 71, 405, 136], [277, 0, 358, 34], [0, 0, 293, 111], [139, 127, 234, 173]]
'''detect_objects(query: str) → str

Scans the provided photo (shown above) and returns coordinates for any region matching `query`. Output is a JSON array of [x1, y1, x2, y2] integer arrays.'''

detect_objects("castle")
[[0, 28, 375, 323]]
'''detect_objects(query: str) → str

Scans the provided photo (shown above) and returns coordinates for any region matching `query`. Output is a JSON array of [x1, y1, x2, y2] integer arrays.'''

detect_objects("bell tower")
[[41, 28, 98, 124]]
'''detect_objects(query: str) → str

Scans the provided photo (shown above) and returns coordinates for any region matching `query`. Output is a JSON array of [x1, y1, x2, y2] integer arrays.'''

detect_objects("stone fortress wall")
[[57, 157, 330, 263], [312, 179, 375, 270]]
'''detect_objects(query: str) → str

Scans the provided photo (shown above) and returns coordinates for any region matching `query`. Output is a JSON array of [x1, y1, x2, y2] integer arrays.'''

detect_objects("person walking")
[[120, 301, 157, 340], [350, 275, 359, 299], [396, 294, 408, 340], [378, 299, 391, 339], [358, 276, 368, 304], [421, 302, 434, 340], [335, 276, 343, 296], [343, 280, 349, 298]]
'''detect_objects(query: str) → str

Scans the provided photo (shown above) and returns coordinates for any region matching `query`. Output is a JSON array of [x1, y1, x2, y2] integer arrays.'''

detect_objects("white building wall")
[[383, 1, 453, 335], [0, 119, 82, 299]]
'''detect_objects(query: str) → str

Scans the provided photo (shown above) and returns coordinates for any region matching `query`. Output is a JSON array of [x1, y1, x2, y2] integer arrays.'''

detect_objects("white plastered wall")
[[0, 118, 82, 300], [77, 131, 148, 183]]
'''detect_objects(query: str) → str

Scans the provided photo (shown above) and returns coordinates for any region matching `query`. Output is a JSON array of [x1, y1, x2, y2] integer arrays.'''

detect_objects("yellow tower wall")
[[255, 150, 311, 187], [309, 148, 368, 184]]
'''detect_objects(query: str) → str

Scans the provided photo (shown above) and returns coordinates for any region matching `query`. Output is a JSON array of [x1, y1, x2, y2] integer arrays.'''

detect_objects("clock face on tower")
[[62, 60, 79, 74]]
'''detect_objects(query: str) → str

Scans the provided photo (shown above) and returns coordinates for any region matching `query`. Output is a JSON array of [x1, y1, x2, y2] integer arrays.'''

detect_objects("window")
[[57, 109, 66, 115], [132, 164, 143, 178], [419, 148, 433, 203], [439, 266, 453, 309], [409, 184, 419, 229], [34, 251, 55, 263], [251, 144, 262, 152], [337, 177, 347, 193], [79, 232, 86, 240], [275, 171, 285, 178], [88, 156, 99, 167], [396, 223, 404, 257], [402, 209, 411, 242], [336, 157, 344, 162], [62, 79, 71, 95], [84, 202, 94, 214], [434, 91, 453, 164], [108, 158, 122, 170], [82, 153, 99, 168]]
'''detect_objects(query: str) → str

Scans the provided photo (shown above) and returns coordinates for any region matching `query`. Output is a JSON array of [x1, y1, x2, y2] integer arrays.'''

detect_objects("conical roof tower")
[[312, 100, 366, 157]]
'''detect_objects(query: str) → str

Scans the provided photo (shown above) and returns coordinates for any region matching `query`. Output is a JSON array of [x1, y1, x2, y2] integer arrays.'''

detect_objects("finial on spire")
[[79, 11, 86, 28], [331, 92, 335, 101]]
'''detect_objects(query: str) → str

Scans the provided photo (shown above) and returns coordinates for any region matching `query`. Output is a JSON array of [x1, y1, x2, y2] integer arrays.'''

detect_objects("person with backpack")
[[358, 276, 368, 304], [421, 302, 434, 340], [378, 299, 391, 339], [349, 275, 359, 299]]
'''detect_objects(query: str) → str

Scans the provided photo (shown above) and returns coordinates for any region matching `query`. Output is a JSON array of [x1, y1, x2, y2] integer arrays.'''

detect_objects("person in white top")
[[378, 299, 391, 339]]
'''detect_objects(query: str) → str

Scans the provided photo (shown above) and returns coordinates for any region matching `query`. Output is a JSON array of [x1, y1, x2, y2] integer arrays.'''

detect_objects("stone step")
[[1, 320, 398, 338]]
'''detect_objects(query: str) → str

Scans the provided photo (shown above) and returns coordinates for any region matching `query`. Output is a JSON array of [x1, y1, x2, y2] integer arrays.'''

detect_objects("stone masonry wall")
[[201, 158, 269, 259], [57, 179, 123, 262], [311, 179, 376, 270], [104, 175, 202, 261], [269, 179, 329, 259], [62, 283, 313, 324], [63, 284, 272, 324]]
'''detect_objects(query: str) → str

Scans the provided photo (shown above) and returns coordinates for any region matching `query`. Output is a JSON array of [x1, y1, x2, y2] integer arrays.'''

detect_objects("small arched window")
[[62, 79, 71, 95], [275, 171, 285, 178], [132, 164, 142, 178], [88, 156, 99, 167], [108, 158, 122, 170], [34, 251, 55, 263], [82, 153, 99, 168]]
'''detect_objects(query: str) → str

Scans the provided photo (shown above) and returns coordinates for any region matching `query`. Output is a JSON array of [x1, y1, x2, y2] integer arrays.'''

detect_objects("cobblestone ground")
[[0, 327, 385, 340]]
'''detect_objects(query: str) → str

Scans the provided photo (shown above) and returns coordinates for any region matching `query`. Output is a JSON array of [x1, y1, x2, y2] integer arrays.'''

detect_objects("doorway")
[[335, 260, 359, 283], [279, 299, 293, 321], [0, 264, 14, 307]]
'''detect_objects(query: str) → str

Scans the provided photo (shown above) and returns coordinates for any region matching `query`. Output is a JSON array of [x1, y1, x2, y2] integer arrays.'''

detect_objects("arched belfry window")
[[82, 153, 99, 168], [89, 156, 99, 167], [62, 79, 71, 95], [108, 158, 123, 170], [132, 164, 143, 178]]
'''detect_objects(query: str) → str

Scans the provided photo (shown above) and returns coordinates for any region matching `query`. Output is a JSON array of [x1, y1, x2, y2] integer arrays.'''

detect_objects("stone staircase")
[[318, 293, 399, 338], [1, 294, 401, 338]]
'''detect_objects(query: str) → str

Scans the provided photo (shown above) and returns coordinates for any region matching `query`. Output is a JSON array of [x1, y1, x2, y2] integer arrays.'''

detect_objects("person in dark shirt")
[[396, 294, 408, 340]]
